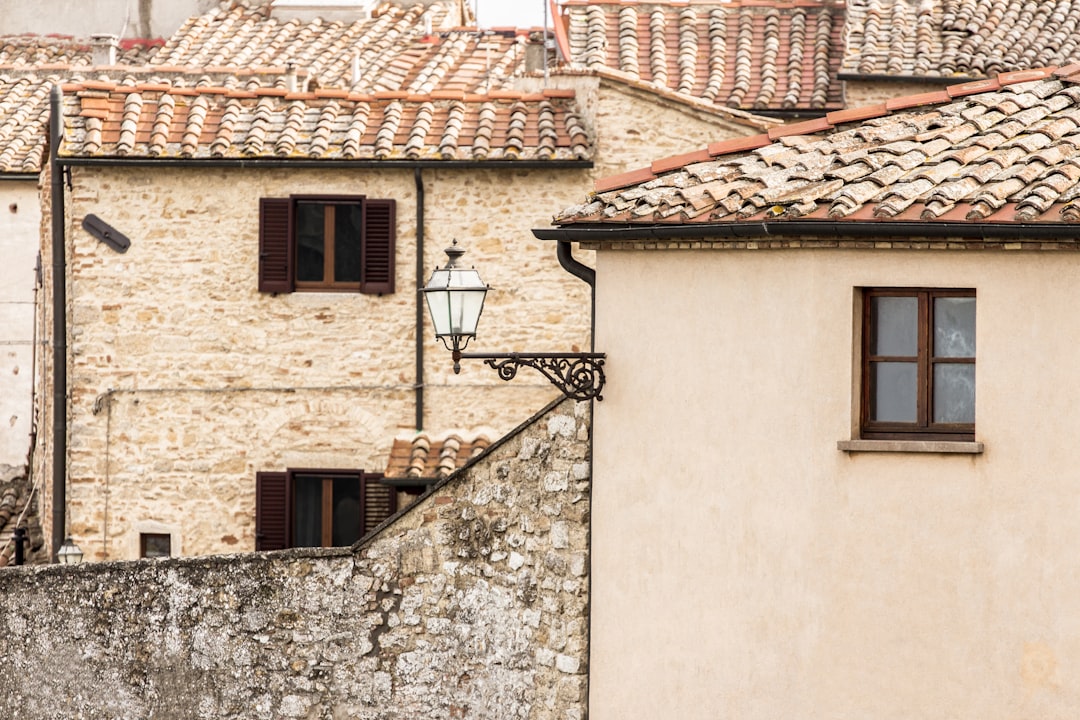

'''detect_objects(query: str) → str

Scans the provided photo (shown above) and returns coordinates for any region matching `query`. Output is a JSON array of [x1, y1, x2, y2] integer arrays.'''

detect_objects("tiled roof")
[[555, 67, 1080, 226], [0, 35, 161, 67], [384, 432, 492, 480], [149, 1, 525, 95], [559, 0, 846, 112], [0, 37, 162, 174], [842, 0, 1080, 78], [57, 80, 591, 161]]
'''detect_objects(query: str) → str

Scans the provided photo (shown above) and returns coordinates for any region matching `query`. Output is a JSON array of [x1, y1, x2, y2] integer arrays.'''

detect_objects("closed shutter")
[[258, 198, 293, 293], [360, 199, 395, 294], [361, 473, 398, 535], [255, 471, 289, 550]]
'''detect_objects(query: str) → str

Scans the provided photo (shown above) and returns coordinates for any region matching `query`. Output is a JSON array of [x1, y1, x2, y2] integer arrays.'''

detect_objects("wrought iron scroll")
[[460, 352, 606, 401]]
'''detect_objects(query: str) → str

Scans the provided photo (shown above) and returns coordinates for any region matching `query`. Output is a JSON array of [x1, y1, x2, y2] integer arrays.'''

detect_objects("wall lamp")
[[422, 242, 606, 401], [56, 536, 84, 565]]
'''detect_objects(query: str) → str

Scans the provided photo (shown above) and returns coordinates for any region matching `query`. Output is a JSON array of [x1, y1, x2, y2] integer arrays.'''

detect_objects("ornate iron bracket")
[[454, 351, 606, 401]]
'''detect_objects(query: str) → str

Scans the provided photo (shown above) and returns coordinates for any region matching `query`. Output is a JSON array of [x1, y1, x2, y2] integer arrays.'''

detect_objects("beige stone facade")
[[585, 241, 1080, 720], [37, 84, 761, 561]]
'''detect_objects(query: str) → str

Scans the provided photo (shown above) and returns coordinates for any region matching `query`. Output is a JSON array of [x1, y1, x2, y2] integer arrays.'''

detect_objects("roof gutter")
[[56, 157, 593, 170], [837, 73, 974, 84], [533, 219, 1080, 242]]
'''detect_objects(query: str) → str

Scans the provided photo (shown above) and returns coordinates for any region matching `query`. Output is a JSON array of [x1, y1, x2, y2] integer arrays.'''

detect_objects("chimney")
[[525, 33, 546, 74], [285, 63, 298, 93], [90, 34, 119, 66]]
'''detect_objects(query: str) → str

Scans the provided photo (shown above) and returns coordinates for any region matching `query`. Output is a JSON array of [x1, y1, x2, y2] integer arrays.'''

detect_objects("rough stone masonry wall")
[[0, 398, 591, 720]]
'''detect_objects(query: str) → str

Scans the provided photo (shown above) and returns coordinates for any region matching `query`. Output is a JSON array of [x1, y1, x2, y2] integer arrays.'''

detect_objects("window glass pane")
[[332, 477, 362, 546], [141, 533, 171, 558], [334, 204, 362, 283], [871, 361, 918, 422], [293, 475, 322, 547], [934, 297, 976, 358], [934, 364, 975, 424], [296, 204, 325, 282], [871, 296, 918, 356]]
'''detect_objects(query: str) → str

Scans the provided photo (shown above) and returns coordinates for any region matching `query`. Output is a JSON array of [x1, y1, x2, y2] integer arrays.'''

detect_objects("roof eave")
[[533, 219, 1080, 242]]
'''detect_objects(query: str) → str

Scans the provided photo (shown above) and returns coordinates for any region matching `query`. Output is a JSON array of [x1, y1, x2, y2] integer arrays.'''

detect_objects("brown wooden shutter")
[[360, 199, 395, 294], [361, 473, 397, 535], [258, 198, 294, 293], [255, 471, 289, 551]]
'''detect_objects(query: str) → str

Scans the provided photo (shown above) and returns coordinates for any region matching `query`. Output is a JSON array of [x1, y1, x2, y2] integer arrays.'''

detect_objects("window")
[[258, 195, 395, 294], [254, 469, 397, 551], [140, 533, 171, 558], [861, 288, 975, 440]]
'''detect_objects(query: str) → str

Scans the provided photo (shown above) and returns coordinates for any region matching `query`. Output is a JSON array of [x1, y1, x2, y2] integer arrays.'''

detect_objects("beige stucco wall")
[[0, 180, 41, 467], [589, 243, 1080, 719]]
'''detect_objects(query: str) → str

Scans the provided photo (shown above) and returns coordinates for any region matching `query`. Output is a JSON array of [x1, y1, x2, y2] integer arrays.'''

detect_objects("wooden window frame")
[[860, 288, 975, 441], [294, 196, 364, 292], [255, 468, 396, 551], [258, 194, 395, 295]]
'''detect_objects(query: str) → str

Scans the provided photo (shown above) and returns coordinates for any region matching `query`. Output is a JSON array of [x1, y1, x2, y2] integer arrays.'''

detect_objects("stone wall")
[[0, 397, 591, 720]]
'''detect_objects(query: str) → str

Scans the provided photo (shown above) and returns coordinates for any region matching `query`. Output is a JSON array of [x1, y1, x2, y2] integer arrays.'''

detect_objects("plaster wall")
[[589, 244, 1080, 720], [0, 397, 591, 720], [0, 181, 41, 466]]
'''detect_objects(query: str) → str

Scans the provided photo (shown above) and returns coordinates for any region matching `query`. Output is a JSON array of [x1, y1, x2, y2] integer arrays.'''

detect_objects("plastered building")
[[544, 66, 1080, 720]]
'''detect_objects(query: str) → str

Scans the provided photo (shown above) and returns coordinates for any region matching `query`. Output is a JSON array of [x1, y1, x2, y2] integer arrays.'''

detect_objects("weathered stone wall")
[[0, 398, 591, 720]]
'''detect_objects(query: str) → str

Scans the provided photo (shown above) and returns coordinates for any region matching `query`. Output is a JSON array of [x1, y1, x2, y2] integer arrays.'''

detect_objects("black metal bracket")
[[82, 214, 131, 253], [455, 351, 606, 401]]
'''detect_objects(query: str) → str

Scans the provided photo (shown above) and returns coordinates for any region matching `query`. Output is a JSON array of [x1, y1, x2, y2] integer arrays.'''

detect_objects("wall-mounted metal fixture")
[[82, 214, 130, 253], [422, 242, 606, 401], [12, 527, 27, 566]]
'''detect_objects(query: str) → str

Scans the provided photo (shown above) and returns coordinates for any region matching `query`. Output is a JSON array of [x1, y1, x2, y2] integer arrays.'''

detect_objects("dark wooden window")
[[255, 469, 396, 551], [140, 533, 171, 558], [861, 288, 975, 440], [258, 195, 395, 294]]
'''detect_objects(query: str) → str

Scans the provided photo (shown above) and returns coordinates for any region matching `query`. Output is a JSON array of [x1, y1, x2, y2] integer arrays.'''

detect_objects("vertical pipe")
[[49, 84, 67, 561], [414, 168, 426, 431]]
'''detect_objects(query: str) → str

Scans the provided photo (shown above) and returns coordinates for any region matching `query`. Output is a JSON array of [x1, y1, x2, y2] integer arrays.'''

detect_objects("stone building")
[[542, 65, 1080, 720], [32, 0, 772, 563]]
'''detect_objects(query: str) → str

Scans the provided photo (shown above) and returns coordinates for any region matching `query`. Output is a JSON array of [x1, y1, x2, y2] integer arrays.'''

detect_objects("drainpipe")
[[415, 168, 425, 430], [49, 85, 67, 561], [557, 240, 596, 351]]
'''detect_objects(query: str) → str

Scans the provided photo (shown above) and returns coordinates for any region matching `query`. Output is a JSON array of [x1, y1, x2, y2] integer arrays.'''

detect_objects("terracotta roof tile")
[[383, 432, 492, 480], [558, 69, 1080, 227], [561, 0, 845, 112], [842, 0, 1080, 79], [57, 82, 594, 162]]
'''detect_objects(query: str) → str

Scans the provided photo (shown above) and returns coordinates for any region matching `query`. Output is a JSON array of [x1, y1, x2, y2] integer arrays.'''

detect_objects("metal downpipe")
[[415, 168, 425, 431], [49, 84, 67, 560]]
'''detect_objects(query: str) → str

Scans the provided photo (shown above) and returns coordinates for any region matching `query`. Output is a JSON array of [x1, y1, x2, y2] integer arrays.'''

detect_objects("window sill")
[[837, 440, 984, 454]]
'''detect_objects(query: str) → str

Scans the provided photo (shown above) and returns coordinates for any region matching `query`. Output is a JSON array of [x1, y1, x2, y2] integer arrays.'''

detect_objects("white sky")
[[472, 0, 550, 29]]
